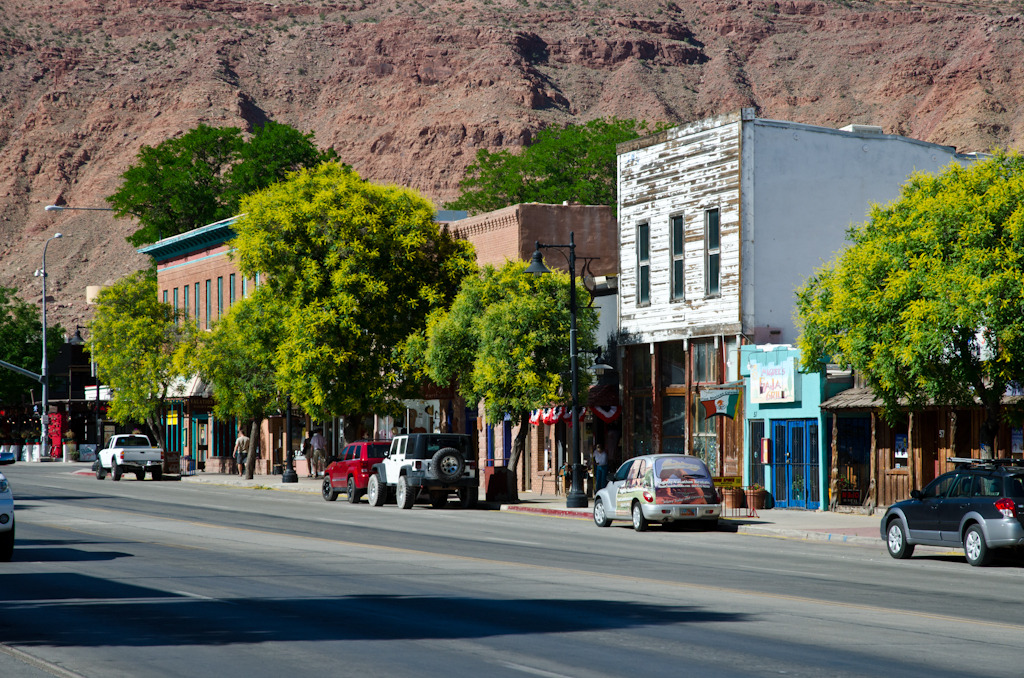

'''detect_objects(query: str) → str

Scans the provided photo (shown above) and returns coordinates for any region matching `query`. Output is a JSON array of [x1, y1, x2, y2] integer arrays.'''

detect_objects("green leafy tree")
[[107, 122, 338, 246], [413, 261, 599, 500], [90, 271, 194, 444], [179, 286, 286, 479], [232, 161, 477, 421], [797, 152, 1024, 462], [446, 118, 662, 214], [0, 287, 62, 404]]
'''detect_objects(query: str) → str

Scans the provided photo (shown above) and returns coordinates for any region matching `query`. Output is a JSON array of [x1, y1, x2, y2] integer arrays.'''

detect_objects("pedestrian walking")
[[593, 443, 609, 491], [234, 429, 251, 476], [309, 428, 327, 479]]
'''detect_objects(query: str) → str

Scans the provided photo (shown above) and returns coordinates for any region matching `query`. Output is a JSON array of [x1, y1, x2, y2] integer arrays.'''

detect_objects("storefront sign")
[[750, 358, 796, 404], [894, 434, 908, 459], [713, 476, 742, 488]]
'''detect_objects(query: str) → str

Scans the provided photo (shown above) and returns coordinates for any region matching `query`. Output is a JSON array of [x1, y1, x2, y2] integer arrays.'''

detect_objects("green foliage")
[[89, 270, 195, 439], [178, 285, 286, 422], [232, 162, 477, 420], [107, 122, 338, 246], [797, 152, 1024, 438], [0, 287, 61, 404], [417, 261, 598, 424], [446, 118, 664, 215]]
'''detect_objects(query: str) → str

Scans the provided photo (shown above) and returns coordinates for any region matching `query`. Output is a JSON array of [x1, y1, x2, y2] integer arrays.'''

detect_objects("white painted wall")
[[742, 120, 982, 343]]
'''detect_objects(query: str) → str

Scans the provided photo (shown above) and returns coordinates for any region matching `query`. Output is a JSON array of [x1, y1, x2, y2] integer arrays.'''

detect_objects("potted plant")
[[720, 485, 745, 509], [745, 483, 768, 510]]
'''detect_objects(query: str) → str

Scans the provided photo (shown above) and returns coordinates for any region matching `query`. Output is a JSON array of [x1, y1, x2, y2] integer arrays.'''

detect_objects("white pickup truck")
[[95, 434, 164, 481]]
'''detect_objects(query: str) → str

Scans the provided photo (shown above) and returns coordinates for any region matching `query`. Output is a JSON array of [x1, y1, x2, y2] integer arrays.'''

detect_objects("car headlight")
[[0, 478, 8, 493]]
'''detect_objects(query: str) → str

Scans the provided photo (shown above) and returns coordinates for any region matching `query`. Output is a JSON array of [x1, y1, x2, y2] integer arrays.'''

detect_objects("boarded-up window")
[[671, 215, 684, 300], [705, 209, 720, 296], [637, 222, 650, 305]]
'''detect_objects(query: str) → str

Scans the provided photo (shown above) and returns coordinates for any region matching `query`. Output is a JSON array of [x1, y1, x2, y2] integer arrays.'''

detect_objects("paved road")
[[1, 463, 1021, 678]]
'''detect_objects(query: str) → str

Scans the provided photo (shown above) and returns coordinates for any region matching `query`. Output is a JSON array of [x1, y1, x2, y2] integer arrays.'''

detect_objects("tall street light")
[[526, 233, 588, 509], [44, 205, 149, 236], [34, 232, 66, 460]]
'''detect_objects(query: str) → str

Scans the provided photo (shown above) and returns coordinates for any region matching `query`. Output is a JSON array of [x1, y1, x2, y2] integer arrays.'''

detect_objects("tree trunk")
[[949, 410, 957, 458], [502, 412, 529, 504], [146, 413, 165, 449], [863, 411, 877, 513], [907, 411, 917, 493], [245, 418, 261, 480], [979, 401, 999, 460]]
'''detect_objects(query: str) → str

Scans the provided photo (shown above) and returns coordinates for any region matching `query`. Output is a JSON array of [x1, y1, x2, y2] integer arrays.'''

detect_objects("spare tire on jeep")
[[432, 447, 465, 483]]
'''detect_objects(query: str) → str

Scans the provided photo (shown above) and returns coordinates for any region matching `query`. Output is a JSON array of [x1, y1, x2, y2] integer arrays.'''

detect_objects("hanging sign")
[[699, 389, 739, 419], [750, 358, 796, 403]]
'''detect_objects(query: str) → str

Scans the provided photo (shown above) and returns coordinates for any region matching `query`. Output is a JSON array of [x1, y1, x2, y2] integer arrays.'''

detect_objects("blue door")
[[771, 419, 820, 509]]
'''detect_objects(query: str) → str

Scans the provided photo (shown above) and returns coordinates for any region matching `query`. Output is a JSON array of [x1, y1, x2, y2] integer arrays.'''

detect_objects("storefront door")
[[771, 419, 820, 509], [192, 415, 209, 464]]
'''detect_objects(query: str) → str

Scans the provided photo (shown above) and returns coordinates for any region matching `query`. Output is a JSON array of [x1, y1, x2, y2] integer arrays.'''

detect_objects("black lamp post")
[[282, 398, 298, 483], [526, 233, 588, 509]]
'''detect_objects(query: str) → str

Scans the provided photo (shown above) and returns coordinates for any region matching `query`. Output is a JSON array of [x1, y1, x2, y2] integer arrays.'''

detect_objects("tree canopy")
[[107, 122, 338, 246], [231, 162, 477, 421], [0, 286, 61, 405], [796, 152, 1024, 457], [89, 270, 194, 443], [445, 118, 662, 215]]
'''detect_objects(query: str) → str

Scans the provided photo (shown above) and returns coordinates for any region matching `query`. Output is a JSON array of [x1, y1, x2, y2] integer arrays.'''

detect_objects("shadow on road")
[[0, 573, 750, 647], [9, 548, 134, 563]]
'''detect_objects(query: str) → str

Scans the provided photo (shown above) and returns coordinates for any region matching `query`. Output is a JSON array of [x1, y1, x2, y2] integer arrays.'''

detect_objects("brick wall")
[[156, 244, 253, 328]]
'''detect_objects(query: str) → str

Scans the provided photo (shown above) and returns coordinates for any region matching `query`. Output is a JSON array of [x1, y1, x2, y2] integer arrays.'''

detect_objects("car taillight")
[[995, 498, 1016, 519], [643, 490, 654, 503], [467, 460, 476, 469], [414, 461, 422, 470]]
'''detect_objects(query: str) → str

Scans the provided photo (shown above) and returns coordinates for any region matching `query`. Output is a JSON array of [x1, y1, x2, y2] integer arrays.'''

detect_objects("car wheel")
[[0, 518, 13, 562], [432, 447, 465, 483], [112, 459, 122, 482], [322, 478, 339, 502], [135, 469, 145, 481], [886, 518, 915, 559], [631, 501, 649, 532], [95, 461, 107, 480], [429, 490, 448, 508], [346, 476, 360, 504], [593, 498, 612, 527], [152, 467, 163, 481], [964, 524, 993, 567], [458, 486, 478, 509], [367, 474, 386, 507], [397, 476, 417, 510]]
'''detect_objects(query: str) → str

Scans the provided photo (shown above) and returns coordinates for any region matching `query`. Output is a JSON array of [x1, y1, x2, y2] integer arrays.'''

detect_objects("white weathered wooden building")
[[615, 108, 983, 479]]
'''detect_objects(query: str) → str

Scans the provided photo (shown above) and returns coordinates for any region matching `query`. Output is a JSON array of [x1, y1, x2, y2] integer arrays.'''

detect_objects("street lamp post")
[[526, 233, 588, 509], [282, 399, 298, 483], [35, 233, 65, 461]]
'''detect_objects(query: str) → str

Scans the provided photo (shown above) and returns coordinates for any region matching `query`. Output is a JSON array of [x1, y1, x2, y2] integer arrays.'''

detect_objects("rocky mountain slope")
[[1, 0, 1022, 331]]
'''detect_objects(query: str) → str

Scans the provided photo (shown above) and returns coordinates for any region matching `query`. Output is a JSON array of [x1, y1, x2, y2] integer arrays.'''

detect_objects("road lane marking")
[[501, 661, 579, 678], [0, 643, 88, 678], [485, 537, 542, 546], [171, 590, 238, 605]]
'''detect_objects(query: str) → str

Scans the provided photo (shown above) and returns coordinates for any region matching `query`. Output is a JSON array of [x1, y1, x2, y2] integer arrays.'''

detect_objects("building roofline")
[[137, 215, 243, 262]]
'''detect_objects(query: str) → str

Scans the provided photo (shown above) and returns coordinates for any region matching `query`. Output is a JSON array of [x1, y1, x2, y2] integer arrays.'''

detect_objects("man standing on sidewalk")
[[593, 444, 609, 491], [233, 430, 251, 477], [309, 428, 327, 479]]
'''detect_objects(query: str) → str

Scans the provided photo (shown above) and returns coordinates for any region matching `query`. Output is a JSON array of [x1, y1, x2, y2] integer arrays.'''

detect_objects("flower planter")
[[721, 487, 745, 509], [745, 488, 768, 511]]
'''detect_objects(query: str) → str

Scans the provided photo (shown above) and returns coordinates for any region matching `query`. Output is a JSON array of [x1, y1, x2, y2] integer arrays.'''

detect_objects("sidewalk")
[[500, 493, 888, 548], [180, 473, 324, 493]]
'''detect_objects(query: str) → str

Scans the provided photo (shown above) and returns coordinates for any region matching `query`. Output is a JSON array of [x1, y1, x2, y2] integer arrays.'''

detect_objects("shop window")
[[671, 214, 685, 300], [705, 208, 720, 296], [692, 339, 719, 383], [637, 222, 650, 306], [662, 396, 687, 454], [661, 342, 686, 387], [631, 345, 652, 389], [632, 396, 652, 456], [693, 402, 718, 474]]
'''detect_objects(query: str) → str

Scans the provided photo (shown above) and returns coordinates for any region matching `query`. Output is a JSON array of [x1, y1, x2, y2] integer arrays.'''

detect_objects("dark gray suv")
[[881, 458, 1024, 566]]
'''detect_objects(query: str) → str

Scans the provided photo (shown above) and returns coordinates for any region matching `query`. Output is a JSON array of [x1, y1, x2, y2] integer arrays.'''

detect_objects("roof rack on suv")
[[947, 457, 1023, 467]]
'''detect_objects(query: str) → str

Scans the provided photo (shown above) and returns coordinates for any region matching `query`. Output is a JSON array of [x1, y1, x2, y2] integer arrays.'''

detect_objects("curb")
[[501, 505, 592, 519], [180, 476, 321, 493], [736, 525, 883, 547]]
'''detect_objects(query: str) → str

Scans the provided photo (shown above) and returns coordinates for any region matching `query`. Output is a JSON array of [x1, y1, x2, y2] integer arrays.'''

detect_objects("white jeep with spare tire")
[[367, 433, 479, 509]]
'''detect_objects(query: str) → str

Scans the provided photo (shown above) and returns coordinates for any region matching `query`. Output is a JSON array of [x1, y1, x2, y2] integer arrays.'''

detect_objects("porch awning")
[[820, 386, 1024, 411]]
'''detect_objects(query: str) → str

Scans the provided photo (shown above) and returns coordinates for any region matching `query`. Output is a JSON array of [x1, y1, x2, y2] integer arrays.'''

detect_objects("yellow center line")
[[62, 504, 1024, 633]]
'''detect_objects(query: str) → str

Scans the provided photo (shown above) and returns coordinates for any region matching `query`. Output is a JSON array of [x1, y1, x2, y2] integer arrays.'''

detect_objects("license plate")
[[678, 508, 695, 516]]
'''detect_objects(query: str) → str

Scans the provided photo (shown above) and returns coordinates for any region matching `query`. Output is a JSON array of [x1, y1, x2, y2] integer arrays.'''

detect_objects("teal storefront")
[[741, 345, 853, 510]]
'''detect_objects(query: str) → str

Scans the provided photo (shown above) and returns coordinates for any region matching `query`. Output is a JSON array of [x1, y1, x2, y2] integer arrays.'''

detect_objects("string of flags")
[[528, 405, 621, 425]]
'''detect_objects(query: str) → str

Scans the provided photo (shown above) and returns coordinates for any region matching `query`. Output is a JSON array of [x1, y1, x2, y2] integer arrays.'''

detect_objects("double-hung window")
[[637, 222, 650, 306], [183, 284, 190, 321], [229, 274, 236, 308], [194, 282, 200, 325], [705, 208, 721, 296], [671, 214, 685, 300], [217, 276, 223, 319], [173, 287, 179, 322], [205, 280, 211, 329]]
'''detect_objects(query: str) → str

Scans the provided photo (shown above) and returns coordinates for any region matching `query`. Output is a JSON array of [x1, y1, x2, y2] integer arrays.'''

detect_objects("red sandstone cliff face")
[[1, 0, 1022, 330]]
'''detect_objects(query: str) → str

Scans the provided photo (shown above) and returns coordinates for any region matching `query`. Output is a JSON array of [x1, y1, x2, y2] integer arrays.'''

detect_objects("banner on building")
[[699, 389, 739, 419], [750, 357, 796, 403]]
